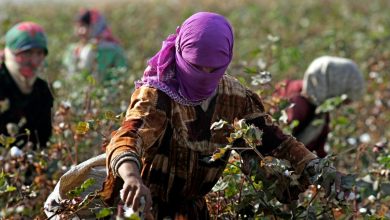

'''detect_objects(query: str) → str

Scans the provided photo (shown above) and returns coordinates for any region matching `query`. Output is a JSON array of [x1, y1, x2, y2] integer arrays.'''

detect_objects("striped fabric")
[[102, 75, 317, 219]]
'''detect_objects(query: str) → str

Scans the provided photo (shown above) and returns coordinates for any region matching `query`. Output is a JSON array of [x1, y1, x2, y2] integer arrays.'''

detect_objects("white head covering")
[[302, 56, 365, 105]]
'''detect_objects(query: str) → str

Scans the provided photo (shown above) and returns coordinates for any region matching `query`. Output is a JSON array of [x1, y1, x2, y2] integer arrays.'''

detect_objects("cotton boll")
[[347, 137, 357, 145], [15, 206, 24, 213], [257, 58, 267, 69], [10, 146, 23, 158], [52, 80, 62, 89], [359, 133, 371, 143], [27, 154, 33, 163], [346, 192, 356, 201], [120, 189, 145, 219], [367, 195, 376, 203]]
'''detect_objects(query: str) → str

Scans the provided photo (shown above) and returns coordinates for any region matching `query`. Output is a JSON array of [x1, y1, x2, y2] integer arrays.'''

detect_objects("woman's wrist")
[[110, 151, 142, 177], [118, 161, 141, 179]]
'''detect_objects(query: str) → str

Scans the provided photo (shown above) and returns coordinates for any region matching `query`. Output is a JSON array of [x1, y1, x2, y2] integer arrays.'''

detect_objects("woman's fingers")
[[127, 185, 138, 207], [132, 185, 151, 211], [120, 187, 131, 205], [121, 179, 152, 212], [130, 188, 141, 210]]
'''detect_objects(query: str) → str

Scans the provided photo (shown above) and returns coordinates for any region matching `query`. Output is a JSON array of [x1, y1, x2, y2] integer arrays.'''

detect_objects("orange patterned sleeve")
[[101, 86, 168, 202]]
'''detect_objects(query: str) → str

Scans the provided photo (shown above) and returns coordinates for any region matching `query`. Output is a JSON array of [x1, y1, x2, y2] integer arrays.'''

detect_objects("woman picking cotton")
[[63, 9, 128, 83], [273, 56, 365, 157], [0, 21, 53, 150], [97, 12, 350, 219]]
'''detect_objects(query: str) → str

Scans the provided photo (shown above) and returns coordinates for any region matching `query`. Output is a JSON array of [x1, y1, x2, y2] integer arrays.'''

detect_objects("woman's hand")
[[118, 161, 152, 217], [304, 157, 346, 198]]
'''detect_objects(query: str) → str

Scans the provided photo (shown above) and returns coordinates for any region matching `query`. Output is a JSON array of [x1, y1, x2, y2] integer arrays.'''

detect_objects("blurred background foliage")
[[1, 0, 390, 218]]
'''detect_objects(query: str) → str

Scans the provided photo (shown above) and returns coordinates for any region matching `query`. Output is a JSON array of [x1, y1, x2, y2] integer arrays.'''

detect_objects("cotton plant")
[[208, 118, 357, 219]]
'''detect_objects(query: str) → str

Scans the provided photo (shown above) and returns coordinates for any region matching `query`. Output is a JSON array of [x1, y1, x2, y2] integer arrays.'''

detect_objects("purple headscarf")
[[135, 12, 234, 106]]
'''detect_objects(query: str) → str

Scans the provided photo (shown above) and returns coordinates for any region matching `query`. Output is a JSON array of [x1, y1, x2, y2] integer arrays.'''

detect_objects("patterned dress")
[[102, 75, 316, 219]]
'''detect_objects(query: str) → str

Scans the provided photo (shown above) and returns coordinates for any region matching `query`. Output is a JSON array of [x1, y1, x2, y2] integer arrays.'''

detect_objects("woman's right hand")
[[118, 161, 152, 217]]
